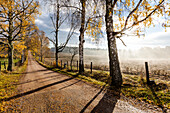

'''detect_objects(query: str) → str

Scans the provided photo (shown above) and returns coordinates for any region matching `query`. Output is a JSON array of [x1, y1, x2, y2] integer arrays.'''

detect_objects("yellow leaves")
[[167, 11, 170, 16], [126, 0, 130, 6], [132, 0, 135, 6], [83, 2, 85, 7], [120, 23, 124, 28], [0, 0, 39, 32], [159, 0, 163, 3], [133, 14, 138, 22], [93, 6, 97, 14], [119, 17, 122, 21], [109, 11, 112, 16], [13, 41, 26, 56], [98, 18, 103, 29], [86, 18, 103, 38], [136, 30, 139, 37]]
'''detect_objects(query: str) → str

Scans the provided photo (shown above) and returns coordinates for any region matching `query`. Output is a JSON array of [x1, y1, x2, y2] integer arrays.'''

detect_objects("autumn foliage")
[[0, 0, 39, 71]]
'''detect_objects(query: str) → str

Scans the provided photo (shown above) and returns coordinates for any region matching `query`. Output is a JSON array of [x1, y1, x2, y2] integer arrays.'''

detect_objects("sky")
[[35, 1, 170, 50]]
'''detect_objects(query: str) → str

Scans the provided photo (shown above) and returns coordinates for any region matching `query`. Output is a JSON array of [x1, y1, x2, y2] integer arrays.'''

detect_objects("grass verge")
[[0, 58, 28, 112]]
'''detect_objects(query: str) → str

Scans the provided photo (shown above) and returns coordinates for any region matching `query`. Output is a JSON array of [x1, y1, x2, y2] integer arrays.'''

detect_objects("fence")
[[41, 59, 94, 73], [33, 54, 169, 79], [40, 58, 169, 83], [41, 59, 147, 77], [0, 60, 23, 72]]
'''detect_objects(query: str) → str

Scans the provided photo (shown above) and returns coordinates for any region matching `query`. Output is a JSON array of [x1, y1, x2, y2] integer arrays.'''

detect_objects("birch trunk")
[[55, 4, 59, 68], [105, 0, 122, 87], [79, 0, 85, 74]]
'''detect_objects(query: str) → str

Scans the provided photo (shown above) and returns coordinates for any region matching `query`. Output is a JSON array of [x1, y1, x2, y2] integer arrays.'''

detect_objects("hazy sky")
[[35, 2, 170, 50]]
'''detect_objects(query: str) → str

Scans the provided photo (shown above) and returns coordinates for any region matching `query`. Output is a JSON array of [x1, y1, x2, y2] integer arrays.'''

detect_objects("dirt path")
[[5, 52, 161, 113]]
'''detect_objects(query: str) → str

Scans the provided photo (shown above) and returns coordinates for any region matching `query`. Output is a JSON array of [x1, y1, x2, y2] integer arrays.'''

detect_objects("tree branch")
[[119, 0, 165, 33], [123, 0, 143, 30]]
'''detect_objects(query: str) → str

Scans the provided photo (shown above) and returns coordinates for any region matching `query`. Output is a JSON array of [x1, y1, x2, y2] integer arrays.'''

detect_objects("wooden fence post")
[[64, 63, 66, 68], [90, 62, 92, 74], [67, 61, 68, 69], [77, 60, 78, 71], [61, 60, 62, 68], [0, 61, 1, 71], [145, 62, 150, 84], [71, 62, 72, 71], [4, 62, 6, 70]]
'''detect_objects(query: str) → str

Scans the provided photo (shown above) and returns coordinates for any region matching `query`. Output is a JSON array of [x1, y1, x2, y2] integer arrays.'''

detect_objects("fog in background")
[[50, 46, 170, 65]]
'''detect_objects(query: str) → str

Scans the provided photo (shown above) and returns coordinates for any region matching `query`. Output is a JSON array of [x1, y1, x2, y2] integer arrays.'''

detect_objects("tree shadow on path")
[[90, 87, 121, 113], [0, 77, 74, 102], [80, 86, 106, 113], [14, 75, 62, 85], [59, 80, 81, 90], [80, 86, 121, 113]]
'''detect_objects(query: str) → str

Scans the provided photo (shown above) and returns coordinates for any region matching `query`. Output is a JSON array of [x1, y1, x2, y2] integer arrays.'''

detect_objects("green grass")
[[0, 58, 27, 112], [35, 57, 170, 110], [0, 58, 20, 70]]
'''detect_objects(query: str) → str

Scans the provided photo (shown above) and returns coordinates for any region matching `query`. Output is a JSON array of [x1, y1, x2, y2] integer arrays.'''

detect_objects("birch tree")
[[104, 0, 169, 87], [62, 0, 103, 74], [44, 0, 78, 68]]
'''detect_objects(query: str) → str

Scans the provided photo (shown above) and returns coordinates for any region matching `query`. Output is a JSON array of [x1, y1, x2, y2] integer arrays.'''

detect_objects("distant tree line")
[[119, 46, 170, 59]]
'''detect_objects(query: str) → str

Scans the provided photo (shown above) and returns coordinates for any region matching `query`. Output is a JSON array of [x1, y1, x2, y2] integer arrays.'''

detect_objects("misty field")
[[44, 48, 170, 82]]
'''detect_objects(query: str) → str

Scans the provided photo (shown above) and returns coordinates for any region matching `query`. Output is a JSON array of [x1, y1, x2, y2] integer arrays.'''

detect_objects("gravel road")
[[5, 52, 163, 113]]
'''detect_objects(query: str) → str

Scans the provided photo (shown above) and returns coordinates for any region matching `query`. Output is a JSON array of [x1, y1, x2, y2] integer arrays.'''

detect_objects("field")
[[44, 48, 170, 82]]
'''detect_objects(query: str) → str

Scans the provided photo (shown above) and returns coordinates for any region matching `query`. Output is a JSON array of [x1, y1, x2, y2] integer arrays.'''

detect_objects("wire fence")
[[0, 58, 26, 71], [40, 57, 170, 78]]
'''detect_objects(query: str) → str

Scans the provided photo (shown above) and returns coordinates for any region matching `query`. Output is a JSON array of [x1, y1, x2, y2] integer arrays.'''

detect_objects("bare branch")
[[123, 0, 142, 30], [50, 16, 56, 29], [58, 23, 77, 52], [58, 13, 69, 28], [117, 37, 126, 46], [47, 37, 56, 47], [60, 4, 82, 12]]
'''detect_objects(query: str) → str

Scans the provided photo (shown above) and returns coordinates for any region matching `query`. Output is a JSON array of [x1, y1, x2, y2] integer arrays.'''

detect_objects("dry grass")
[[0, 59, 27, 112]]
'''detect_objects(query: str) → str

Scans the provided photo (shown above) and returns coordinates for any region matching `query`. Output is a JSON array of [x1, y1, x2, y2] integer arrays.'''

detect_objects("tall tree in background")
[[63, 0, 103, 74], [44, 0, 78, 68], [104, 0, 169, 87], [38, 31, 49, 62], [27, 30, 50, 61], [0, 0, 39, 71], [69, 47, 78, 70]]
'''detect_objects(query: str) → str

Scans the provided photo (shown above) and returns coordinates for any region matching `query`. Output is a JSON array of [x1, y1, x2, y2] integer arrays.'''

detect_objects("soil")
[[5, 52, 165, 113]]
